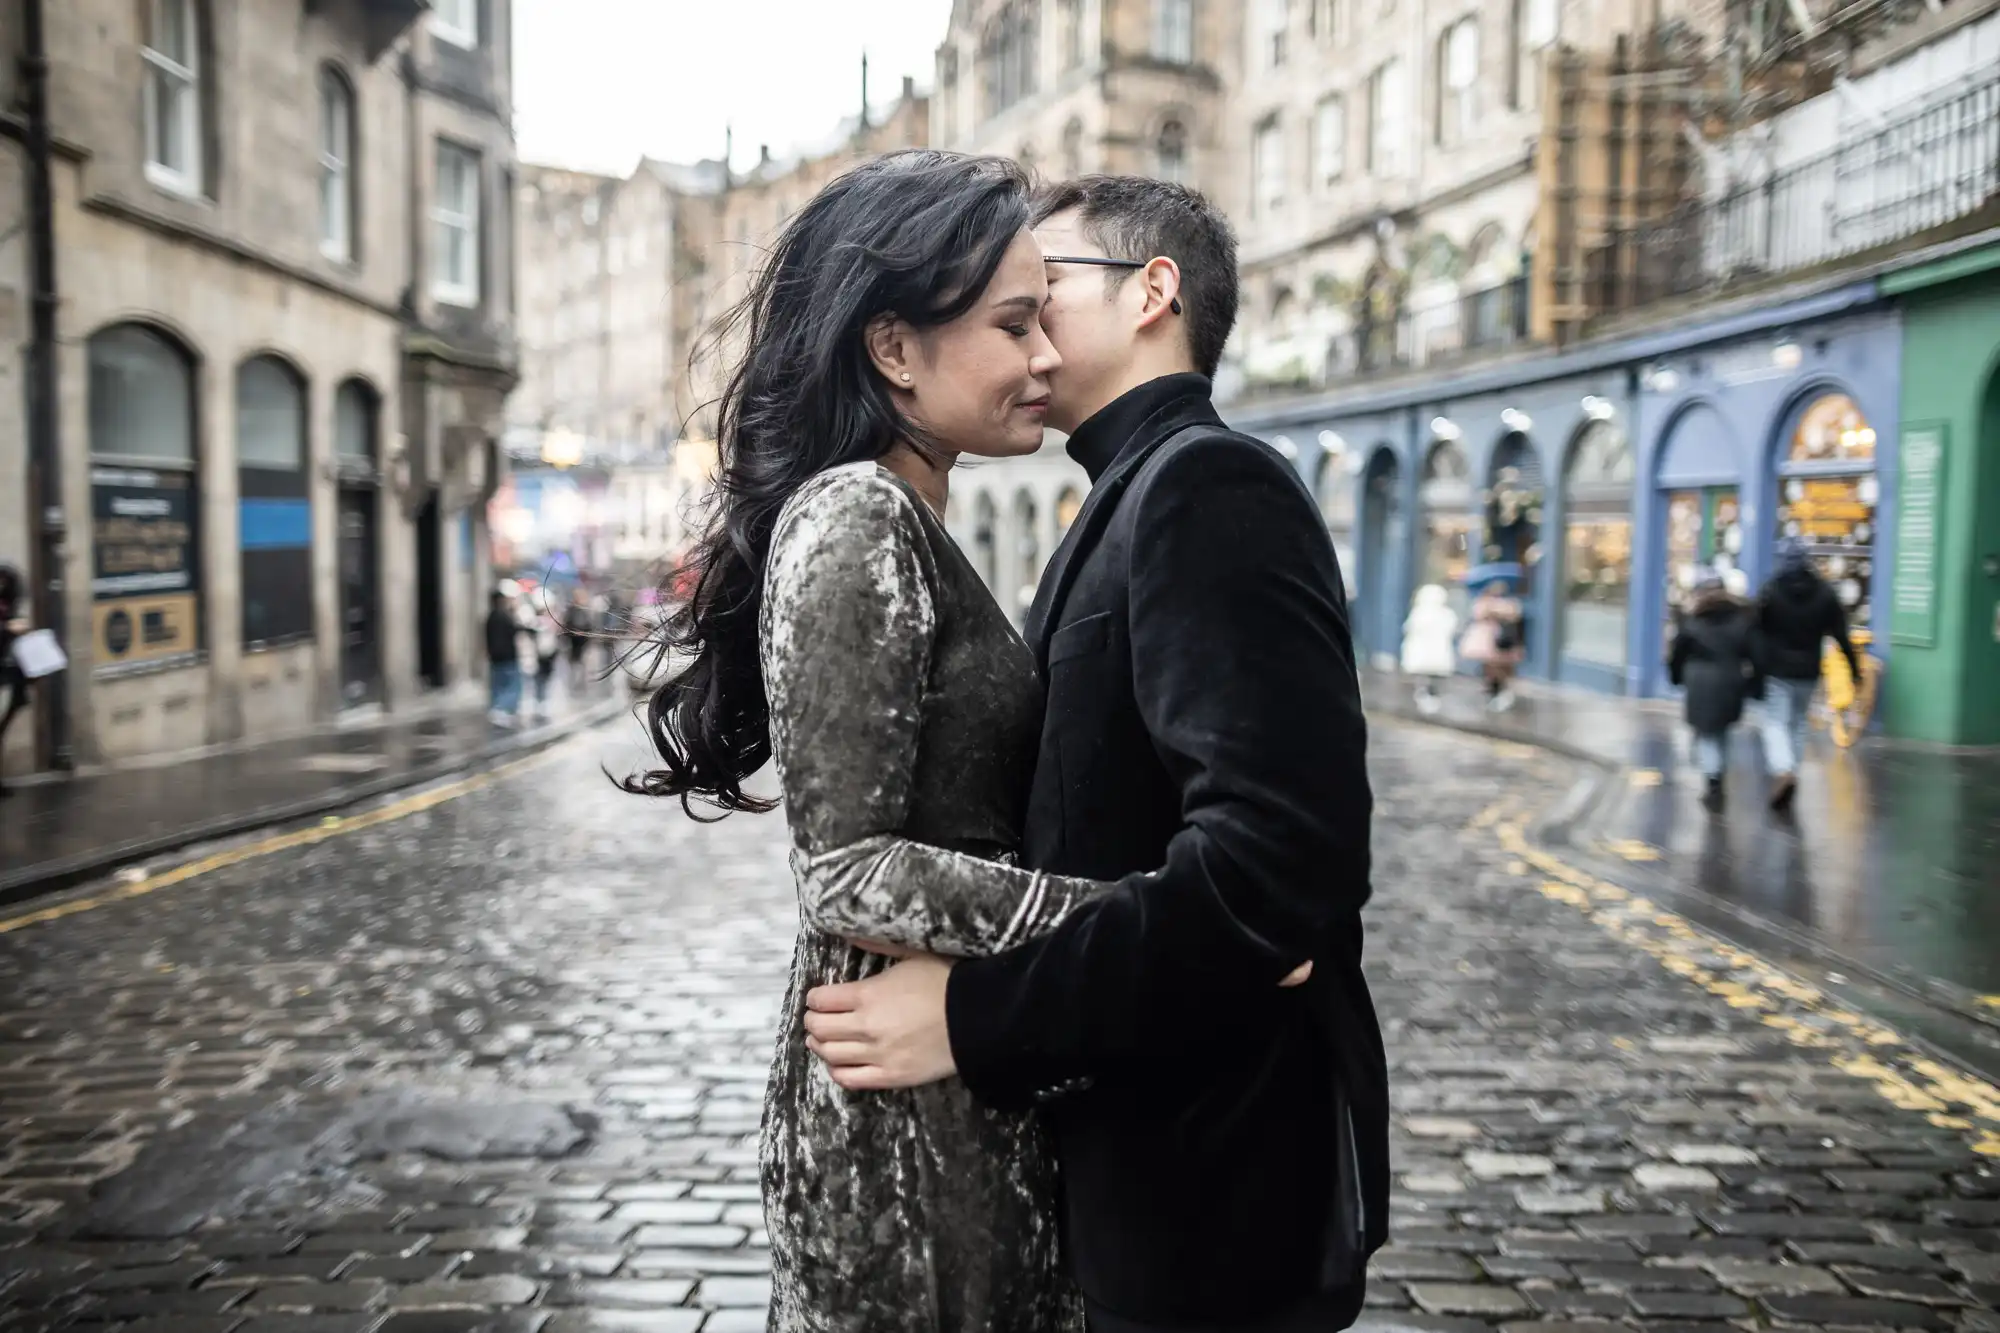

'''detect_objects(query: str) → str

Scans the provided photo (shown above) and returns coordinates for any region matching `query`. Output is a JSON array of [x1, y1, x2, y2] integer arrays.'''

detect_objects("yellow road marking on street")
[[0, 746, 564, 936], [1489, 796, 2000, 1159]]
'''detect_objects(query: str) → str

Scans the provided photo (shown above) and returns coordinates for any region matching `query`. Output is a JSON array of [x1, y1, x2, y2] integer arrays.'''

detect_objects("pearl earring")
[[900, 372, 912, 383]]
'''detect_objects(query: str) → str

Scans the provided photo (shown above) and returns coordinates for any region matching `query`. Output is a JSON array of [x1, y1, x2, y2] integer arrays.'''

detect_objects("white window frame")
[[1440, 18, 1480, 146], [432, 140, 482, 308], [431, 0, 479, 48], [142, 0, 202, 196], [1260, 0, 1291, 67], [1154, 0, 1195, 64], [1253, 116, 1286, 217], [1314, 94, 1347, 188], [1368, 58, 1406, 177], [319, 69, 354, 261]]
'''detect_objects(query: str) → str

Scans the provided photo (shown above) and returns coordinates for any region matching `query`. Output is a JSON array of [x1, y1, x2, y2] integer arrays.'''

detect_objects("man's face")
[[1032, 209, 1138, 435]]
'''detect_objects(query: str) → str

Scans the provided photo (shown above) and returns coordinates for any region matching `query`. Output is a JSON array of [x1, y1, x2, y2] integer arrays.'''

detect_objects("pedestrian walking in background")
[[1755, 537, 1860, 814], [1669, 568, 1759, 813], [527, 597, 561, 722], [563, 586, 595, 694], [0, 565, 32, 798], [484, 587, 528, 727], [1402, 583, 1460, 715], [1460, 579, 1524, 711]]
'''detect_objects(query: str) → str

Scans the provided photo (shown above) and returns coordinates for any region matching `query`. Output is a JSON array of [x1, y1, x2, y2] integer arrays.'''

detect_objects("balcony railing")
[[1328, 274, 1530, 382], [1593, 67, 2000, 310]]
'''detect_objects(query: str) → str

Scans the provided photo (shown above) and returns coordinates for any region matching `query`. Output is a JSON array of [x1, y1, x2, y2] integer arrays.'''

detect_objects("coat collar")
[[1023, 377, 1222, 669]]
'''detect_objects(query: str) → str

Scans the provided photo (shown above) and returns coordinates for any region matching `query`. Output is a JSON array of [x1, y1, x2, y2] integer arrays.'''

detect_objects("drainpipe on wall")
[[21, 0, 72, 771]]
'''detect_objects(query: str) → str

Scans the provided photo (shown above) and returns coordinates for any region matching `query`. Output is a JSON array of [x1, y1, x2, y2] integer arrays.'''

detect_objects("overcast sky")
[[513, 0, 954, 177]]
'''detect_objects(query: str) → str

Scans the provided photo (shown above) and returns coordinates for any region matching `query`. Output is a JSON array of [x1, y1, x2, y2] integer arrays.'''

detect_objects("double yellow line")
[[0, 746, 561, 936]]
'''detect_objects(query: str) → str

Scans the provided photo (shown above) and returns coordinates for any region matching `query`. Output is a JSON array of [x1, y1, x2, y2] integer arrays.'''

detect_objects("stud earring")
[[899, 372, 912, 383], [1171, 298, 1183, 315]]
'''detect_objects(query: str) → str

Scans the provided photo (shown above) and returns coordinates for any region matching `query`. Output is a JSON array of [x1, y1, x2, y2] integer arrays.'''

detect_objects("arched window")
[[319, 66, 356, 261], [1777, 392, 1879, 628], [972, 492, 999, 591], [237, 356, 314, 649], [1013, 490, 1041, 617], [143, 0, 205, 196], [1558, 419, 1634, 673], [1420, 438, 1474, 613], [1156, 119, 1189, 183], [88, 324, 202, 670], [1155, 0, 1196, 63], [1056, 486, 1084, 534], [334, 379, 376, 466], [1061, 118, 1085, 177]]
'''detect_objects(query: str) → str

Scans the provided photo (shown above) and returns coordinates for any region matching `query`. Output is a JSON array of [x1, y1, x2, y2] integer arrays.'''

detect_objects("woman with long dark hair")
[[626, 150, 1104, 1330]]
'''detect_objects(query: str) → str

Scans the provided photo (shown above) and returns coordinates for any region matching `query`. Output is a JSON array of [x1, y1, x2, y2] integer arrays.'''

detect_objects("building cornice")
[[78, 193, 406, 322]]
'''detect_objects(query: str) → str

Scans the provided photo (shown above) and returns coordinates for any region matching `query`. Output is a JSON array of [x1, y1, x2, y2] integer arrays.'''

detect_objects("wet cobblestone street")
[[1, 717, 1996, 1332]]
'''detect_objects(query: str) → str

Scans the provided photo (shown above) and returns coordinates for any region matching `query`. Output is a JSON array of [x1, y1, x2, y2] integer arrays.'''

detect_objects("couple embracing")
[[631, 152, 1388, 1333]]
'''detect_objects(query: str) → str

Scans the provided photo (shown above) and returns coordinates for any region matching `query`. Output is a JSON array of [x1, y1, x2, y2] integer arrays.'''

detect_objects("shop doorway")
[[415, 491, 444, 689], [1359, 447, 1405, 661], [1661, 485, 1743, 658], [337, 488, 380, 705]]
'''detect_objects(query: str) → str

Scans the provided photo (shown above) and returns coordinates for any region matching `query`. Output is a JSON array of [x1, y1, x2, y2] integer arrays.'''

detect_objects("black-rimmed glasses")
[[1042, 256, 1183, 314], [1042, 256, 1149, 269]]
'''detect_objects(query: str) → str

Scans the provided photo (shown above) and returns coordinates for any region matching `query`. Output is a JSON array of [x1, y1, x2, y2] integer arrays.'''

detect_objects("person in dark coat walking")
[[0, 564, 30, 798], [483, 587, 529, 726], [1755, 537, 1860, 813], [1670, 569, 1759, 812]]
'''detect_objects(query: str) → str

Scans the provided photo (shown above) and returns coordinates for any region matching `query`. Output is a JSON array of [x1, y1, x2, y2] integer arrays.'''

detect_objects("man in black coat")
[[1756, 537, 1860, 812], [801, 177, 1387, 1332]]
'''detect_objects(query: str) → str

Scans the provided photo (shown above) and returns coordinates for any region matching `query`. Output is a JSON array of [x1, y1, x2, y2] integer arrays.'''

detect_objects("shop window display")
[[1777, 393, 1877, 627]]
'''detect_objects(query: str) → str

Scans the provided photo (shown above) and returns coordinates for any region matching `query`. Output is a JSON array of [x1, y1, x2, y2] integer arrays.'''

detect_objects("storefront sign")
[[1890, 424, 1945, 647], [91, 466, 201, 672]]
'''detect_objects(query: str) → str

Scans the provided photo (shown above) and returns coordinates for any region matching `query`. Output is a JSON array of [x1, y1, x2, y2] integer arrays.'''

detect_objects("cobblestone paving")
[[0, 719, 1994, 1332]]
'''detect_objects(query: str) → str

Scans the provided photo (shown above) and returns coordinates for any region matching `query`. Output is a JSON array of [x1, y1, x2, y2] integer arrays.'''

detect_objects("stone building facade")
[[0, 0, 518, 778], [933, 0, 1239, 619], [507, 81, 927, 578]]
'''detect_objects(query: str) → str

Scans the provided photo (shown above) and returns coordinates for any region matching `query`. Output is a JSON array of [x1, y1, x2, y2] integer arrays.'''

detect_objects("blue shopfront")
[[1240, 282, 1901, 703]]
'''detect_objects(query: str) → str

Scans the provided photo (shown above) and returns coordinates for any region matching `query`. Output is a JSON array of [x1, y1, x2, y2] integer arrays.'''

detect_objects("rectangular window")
[[143, 0, 202, 195], [319, 74, 353, 261], [432, 141, 481, 307], [1367, 59, 1405, 176], [1154, 0, 1195, 64], [1314, 95, 1347, 187], [1512, 0, 1559, 109], [431, 0, 479, 47], [1261, 0, 1291, 67], [1438, 18, 1480, 147], [1253, 116, 1286, 217]]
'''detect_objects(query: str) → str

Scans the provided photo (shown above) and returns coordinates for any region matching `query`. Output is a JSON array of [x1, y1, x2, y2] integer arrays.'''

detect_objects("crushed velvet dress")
[[758, 462, 1102, 1333]]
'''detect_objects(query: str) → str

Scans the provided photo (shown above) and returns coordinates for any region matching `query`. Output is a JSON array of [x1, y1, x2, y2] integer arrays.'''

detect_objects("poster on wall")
[[91, 465, 201, 674], [1890, 424, 1945, 647]]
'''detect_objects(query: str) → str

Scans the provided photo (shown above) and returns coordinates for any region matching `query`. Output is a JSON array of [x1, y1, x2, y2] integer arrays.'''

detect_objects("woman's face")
[[885, 229, 1060, 460]]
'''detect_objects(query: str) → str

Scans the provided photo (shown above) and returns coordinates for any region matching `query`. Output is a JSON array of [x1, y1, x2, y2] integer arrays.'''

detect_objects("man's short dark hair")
[[1032, 175, 1239, 379]]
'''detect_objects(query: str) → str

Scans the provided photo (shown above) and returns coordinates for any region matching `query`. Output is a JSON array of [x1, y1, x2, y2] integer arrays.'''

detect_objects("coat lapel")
[[1025, 420, 1211, 675]]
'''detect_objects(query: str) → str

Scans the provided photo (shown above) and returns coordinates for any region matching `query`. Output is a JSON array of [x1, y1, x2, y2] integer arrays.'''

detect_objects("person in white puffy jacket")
[[1401, 583, 1461, 714]]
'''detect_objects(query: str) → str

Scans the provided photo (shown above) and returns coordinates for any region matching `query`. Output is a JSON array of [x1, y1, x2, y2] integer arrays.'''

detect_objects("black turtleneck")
[[1064, 372, 1215, 484]]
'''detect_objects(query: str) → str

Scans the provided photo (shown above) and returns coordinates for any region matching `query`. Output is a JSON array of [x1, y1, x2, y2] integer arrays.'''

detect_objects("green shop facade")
[[1881, 235, 2000, 746]]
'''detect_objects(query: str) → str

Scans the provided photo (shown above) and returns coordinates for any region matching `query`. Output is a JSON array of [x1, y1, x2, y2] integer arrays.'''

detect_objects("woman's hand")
[[1279, 961, 1313, 987], [4, 618, 26, 635]]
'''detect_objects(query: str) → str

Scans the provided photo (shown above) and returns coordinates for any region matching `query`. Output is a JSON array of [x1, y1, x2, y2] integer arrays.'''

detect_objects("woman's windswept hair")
[[624, 150, 1034, 817]]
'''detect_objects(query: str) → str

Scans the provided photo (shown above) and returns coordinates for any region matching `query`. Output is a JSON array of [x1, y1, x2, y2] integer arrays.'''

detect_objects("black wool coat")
[[1671, 590, 1759, 733], [945, 374, 1388, 1328]]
